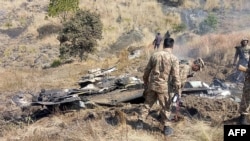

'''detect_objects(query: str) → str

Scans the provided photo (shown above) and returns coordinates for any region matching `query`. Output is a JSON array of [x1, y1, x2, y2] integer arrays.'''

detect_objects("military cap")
[[241, 38, 249, 44], [194, 58, 205, 71]]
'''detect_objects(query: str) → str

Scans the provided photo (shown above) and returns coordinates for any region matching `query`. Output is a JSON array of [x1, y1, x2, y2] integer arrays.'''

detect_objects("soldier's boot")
[[136, 104, 151, 129], [239, 114, 249, 125], [163, 126, 174, 136]]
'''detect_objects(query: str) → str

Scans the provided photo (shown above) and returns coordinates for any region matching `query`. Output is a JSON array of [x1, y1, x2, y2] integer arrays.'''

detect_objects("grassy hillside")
[[0, 0, 250, 141], [0, 0, 250, 69], [0, 0, 249, 109]]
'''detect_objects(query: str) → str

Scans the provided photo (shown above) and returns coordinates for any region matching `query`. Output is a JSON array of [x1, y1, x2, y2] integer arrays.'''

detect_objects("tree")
[[48, 0, 79, 21], [57, 10, 103, 61]]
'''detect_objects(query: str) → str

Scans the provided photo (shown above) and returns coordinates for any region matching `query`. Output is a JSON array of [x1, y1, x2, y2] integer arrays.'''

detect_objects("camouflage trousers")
[[240, 74, 250, 115], [139, 89, 171, 126]]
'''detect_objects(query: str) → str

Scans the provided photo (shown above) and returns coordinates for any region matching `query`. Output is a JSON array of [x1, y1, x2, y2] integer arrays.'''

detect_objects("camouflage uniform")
[[141, 50, 181, 126], [179, 58, 205, 88], [179, 60, 191, 88], [234, 44, 250, 83]]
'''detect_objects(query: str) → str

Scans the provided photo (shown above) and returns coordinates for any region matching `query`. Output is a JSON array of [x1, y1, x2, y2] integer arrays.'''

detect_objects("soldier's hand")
[[187, 73, 195, 78], [178, 90, 182, 98], [190, 72, 195, 77]]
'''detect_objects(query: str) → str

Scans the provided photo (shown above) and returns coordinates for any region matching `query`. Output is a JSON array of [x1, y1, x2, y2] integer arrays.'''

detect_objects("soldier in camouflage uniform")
[[166, 58, 204, 121], [142, 58, 205, 122], [179, 58, 205, 87], [138, 37, 181, 136], [238, 50, 250, 125], [233, 38, 250, 84]]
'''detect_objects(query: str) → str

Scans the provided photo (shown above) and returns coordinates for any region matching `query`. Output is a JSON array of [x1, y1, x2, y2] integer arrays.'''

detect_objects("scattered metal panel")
[[184, 81, 210, 88], [84, 89, 144, 105], [31, 96, 81, 106], [12, 64, 145, 110], [12, 66, 243, 112], [12, 94, 32, 107], [181, 79, 241, 103]]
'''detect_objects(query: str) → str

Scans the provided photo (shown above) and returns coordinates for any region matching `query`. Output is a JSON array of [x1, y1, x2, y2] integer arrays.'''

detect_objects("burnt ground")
[[177, 61, 249, 124], [128, 59, 250, 125], [181, 95, 240, 124]]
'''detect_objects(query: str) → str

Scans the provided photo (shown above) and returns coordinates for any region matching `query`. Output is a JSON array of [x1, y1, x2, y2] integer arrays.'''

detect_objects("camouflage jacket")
[[179, 61, 191, 87], [143, 50, 181, 94]]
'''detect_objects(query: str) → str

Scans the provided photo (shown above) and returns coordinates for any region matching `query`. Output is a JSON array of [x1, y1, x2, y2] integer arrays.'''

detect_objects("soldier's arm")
[[143, 56, 153, 85], [180, 64, 193, 78], [171, 58, 181, 96], [186, 65, 194, 78], [233, 47, 239, 65], [187, 72, 195, 78]]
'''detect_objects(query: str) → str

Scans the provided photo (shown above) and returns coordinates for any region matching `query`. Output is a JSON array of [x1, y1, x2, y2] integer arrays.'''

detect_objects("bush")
[[199, 13, 218, 34], [50, 59, 62, 68], [173, 23, 186, 33], [57, 10, 103, 61], [204, 13, 218, 29], [48, 0, 79, 21]]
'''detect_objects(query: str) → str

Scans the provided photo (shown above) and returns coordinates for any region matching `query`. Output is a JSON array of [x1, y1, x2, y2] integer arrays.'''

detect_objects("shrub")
[[173, 23, 186, 33], [57, 10, 103, 61], [48, 0, 79, 21], [204, 13, 218, 29], [50, 59, 62, 68], [199, 13, 218, 34]]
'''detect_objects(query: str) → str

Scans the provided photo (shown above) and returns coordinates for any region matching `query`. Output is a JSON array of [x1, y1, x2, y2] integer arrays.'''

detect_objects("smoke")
[[165, 0, 250, 60]]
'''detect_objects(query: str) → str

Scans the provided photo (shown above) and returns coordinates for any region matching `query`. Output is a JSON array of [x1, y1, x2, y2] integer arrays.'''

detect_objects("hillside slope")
[[0, 0, 250, 141], [1, 0, 250, 68]]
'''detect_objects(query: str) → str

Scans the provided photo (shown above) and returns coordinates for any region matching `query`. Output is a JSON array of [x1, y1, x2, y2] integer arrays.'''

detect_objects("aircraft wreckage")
[[12, 66, 242, 111]]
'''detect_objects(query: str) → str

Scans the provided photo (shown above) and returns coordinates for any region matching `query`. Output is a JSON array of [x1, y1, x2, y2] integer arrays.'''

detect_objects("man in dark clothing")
[[164, 31, 171, 39], [233, 38, 250, 83], [238, 50, 250, 125], [153, 33, 163, 50]]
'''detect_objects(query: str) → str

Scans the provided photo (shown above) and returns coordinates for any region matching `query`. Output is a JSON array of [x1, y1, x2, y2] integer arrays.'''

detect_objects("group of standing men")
[[140, 34, 250, 136]]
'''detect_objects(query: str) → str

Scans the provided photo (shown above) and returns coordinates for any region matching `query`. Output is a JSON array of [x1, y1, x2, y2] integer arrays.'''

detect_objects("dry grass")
[[179, 30, 250, 64], [193, 0, 246, 10], [203, 0, 221, 10], [0, 60, 104, 93], [0, 51, 145, 93], [174, 119, 223, 141], [79, 0, 182, 48], [176, 0, 247, 10], [0, 109, 224, 141], [181, 0, 201, 9], [0, 0, 248, 141]]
